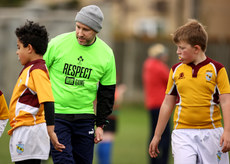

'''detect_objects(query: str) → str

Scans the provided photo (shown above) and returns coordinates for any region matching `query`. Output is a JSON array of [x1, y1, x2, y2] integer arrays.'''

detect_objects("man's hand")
[[94, 126, 103, 144]]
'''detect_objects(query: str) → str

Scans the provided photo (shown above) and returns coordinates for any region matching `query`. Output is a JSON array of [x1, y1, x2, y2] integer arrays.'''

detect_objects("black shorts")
[[104, 119, 117, 132]]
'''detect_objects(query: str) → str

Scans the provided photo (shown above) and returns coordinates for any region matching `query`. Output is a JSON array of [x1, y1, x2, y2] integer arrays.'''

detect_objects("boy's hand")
[[220, 130, 230, 153], [149, 136, 161, 158], [47, 125, 65, 152]]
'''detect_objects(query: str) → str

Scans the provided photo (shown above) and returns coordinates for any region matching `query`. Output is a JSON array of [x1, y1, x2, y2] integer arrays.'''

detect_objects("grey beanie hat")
[[75, 5, 104, 33]]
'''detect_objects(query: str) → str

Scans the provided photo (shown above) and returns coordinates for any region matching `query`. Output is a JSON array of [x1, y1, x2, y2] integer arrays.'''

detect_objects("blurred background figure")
[[96, 81, 127, 164], [142, 44, 170, 164]]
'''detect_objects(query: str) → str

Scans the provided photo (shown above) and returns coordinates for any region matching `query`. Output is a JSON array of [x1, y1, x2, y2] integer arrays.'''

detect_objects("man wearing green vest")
[[44, 5, 116, 164]]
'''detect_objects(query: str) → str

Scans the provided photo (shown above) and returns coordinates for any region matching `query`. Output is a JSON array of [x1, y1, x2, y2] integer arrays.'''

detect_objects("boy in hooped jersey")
[[8, 20, 65, 164], [149, 19, 230, 164], [0, 90, 9, 137]]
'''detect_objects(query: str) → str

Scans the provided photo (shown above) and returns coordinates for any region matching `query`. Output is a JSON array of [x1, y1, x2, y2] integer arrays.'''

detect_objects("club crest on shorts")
[[216, 150, 222, 163], [16, 142, 24, 155]]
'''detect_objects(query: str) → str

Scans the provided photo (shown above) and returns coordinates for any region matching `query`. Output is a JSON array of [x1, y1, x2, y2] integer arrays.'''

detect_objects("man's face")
[[75, 22, 97, 46]]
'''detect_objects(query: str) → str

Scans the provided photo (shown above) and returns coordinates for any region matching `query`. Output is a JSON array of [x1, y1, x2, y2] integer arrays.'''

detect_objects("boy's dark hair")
[[172, 19, 208, 52], [15, 20, 49, 55]]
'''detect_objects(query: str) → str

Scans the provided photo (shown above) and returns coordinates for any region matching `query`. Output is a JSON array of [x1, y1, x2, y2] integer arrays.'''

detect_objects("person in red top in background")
[[142, 43, 170, 164]]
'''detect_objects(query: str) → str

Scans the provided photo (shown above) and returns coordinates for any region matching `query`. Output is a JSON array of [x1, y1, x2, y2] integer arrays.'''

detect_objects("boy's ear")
[[194, 45, 201, 53], [27, 44, 34, 53]]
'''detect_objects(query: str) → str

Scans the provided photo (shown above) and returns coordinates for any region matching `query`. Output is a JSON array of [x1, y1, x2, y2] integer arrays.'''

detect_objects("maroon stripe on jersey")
[[19, 59, 47, 77], [29, 59, 48, 74], [187, 57, 224, 78], [169, 64, 180, 97], [208, 57, 224, 73], [171, 85, 178, 96], [18, 59, 48, 108], [19, 88, 39, 108], [0, 90, 2, 96], [213, 88, 220, 104], [168, 84, 179, 103], [172, 62, 182, 71]]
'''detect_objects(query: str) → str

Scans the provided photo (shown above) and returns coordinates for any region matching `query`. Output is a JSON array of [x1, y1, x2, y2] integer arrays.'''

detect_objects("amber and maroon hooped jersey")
[[166, 57, 230, 129], [8, 59, 54, 135]]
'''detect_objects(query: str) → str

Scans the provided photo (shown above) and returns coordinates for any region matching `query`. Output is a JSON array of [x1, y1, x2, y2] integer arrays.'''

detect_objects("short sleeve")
[[0, 91, 9, 120], [30, 69, 54, 103], [217, 67, 230, 94], [43, 40, 55, 69], [165, 68, 177, 95], [100, 53, 116, 85]]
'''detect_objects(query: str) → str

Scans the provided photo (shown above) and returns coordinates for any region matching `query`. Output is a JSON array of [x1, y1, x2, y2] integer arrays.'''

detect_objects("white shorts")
[[172, 128, 229, 164], [9, 123, 50, 162]]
